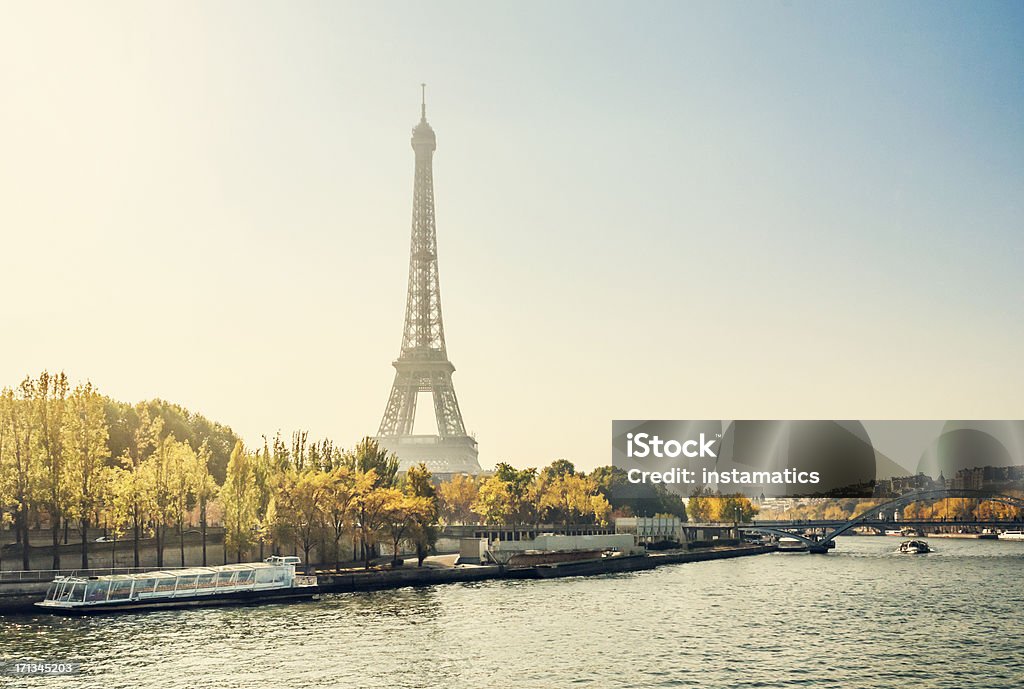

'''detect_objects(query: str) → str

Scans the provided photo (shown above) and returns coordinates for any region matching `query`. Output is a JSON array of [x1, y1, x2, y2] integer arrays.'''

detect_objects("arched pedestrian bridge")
[[740, 489, 1024, 553]]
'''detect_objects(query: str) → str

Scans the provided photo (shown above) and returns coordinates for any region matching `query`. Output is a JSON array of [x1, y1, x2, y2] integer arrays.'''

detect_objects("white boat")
[[36, 556, 319, 615], [898, 539, 931, 554], [884, 529, 903, 536], [775, 536, 807, 552], [998, 530, 1024, 541]]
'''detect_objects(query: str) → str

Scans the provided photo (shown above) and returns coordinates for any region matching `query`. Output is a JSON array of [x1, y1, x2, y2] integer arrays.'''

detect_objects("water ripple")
[[2, 538, 1021, 688]]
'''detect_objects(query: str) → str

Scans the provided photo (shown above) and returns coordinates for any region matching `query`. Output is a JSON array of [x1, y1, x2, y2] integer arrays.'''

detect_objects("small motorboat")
[[899, 539, 931, 554]]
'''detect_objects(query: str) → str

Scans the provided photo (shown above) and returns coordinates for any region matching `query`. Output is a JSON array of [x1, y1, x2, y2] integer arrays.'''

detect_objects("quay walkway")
[[0, 544, 774, 613]]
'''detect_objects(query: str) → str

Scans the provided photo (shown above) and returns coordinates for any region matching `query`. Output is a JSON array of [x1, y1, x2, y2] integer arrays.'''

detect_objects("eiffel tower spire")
[[377, 87, 481, 475]]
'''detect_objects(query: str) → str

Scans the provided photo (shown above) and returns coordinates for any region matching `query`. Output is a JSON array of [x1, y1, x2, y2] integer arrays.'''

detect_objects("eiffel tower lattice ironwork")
[[376, 86, 481, 475]]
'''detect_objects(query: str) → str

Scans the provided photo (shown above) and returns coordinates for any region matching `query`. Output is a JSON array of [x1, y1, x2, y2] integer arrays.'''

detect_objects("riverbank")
[[0, 544, 774, 612], [0, 580, 51, 613], [317, 544, 773, 593], [0, 527, 231, 572]]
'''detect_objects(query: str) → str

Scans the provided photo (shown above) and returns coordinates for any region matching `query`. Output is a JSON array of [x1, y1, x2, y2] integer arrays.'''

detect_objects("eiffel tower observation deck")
[[376, 86, 482, 476]]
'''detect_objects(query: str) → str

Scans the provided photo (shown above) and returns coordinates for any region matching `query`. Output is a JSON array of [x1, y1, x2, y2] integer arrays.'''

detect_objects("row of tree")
[[4, 371, 767, 573], [2, 373, 113, 570], [0, 373, 448, 571], [686, 487, 758, 523], [433, 461, 711, 526], [0, 372, 237, 570], [218, 435, 438, 570], [757, 496, 1024, 522]]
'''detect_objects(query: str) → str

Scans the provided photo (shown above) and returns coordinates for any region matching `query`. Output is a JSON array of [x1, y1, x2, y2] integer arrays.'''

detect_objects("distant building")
[[615, 516, 684, 544]]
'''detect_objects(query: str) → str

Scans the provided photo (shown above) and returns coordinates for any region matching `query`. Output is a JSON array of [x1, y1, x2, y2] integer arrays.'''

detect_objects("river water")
[[2, 537, 1022, 688]]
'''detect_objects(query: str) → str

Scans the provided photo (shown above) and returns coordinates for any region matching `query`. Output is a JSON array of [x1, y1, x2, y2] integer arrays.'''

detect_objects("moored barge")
[[35, 556, 319, 615]]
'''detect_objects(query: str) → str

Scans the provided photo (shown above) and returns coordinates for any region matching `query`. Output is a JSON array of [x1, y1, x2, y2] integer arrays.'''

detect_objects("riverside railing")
[[0, 566, 195, 584]]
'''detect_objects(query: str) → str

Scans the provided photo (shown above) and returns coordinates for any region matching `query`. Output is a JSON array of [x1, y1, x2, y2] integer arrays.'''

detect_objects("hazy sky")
[[2, 2, 1022, 472]]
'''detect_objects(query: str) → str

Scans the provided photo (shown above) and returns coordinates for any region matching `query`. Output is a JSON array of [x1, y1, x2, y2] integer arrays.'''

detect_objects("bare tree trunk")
[[51, 516, 61, 570], [80, 516, 90, 569], [200, 501, 208, 566], [20, 509, 30, 571], [132, 512, 140, 567], [179, 520, 186, 567]]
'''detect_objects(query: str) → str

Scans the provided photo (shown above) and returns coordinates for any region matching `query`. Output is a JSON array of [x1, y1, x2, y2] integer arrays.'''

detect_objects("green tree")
[[494, 463, 536, 525], [542, 472, 607, 525], [351, 470, 392, 568], [687, 486, 714, 523], [277, 467, 329, 572], [591, 465, 687, 520], [190, 440, 218, 566], [259, 496, 278, 560], [437, 474, 478, 525], [523, 470, 553, 526], [345, 437, 399, 488], [168, 438, 197, 566], [253, 445, 276, 561], [383, 493, 433, 566], [106, 399, 240, 485], [110, 465, 141, 562], [35, 371, 70, 569], [1, 381, 43, 570], [123, 405, 160, 567], [324, 464, 356, 571], [140, 430, 180, 567], [542, 459, 577, 480], [221, 441, 259, 563], [63, 381, 111, 568], [404, 463, 438, 566], [98, 465, 131, 563], [711, 493, 758, 524], [472, 476, 513, 525]]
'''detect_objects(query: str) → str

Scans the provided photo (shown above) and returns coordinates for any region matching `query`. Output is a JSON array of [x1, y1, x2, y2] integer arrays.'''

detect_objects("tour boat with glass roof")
[[36, 556, 319, 614]]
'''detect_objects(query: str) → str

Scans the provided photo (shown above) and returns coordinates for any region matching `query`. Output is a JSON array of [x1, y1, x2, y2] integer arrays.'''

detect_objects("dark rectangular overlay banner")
[[612, 420, 1024, 500]]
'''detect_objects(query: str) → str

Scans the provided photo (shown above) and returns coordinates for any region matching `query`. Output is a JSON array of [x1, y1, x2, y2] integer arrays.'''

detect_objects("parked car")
[[265, 555, 301, 566]]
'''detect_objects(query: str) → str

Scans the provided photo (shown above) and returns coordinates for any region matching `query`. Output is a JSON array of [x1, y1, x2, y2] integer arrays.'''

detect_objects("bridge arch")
[[823, 489, 1024, 541], [741, 489, 1024, 550]]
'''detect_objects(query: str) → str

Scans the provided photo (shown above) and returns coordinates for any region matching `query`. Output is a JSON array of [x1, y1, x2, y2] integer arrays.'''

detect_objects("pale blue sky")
[[2, 2, 1021, 470]]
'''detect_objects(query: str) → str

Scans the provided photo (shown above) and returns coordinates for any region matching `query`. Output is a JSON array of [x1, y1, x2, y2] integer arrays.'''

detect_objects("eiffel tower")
[[377, 86, 481, 476]]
